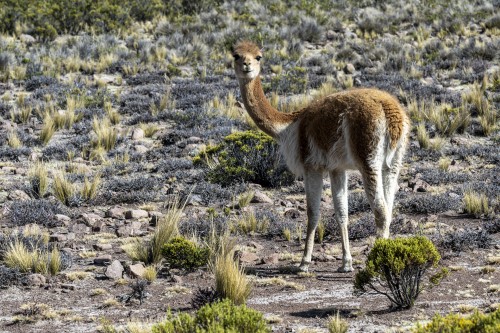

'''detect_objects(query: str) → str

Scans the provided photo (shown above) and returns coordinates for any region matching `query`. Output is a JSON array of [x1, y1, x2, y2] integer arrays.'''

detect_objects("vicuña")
[[231, 41, 410, 272]]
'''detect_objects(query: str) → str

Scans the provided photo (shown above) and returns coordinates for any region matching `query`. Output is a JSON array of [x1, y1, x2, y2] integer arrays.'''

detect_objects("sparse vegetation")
[[0, 0, 498, 331], [162, 236, 209, 270], [413, 308, 500, 333]]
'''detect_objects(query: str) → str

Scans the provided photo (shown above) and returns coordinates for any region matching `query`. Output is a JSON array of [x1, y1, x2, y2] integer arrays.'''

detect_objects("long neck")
[[238, 76, 295, 138]]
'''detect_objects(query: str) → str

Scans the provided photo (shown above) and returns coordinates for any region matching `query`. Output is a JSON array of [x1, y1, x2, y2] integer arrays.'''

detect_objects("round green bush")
[[152, 299, 270, 333], [162, 237, 209, 270], [195, 130, 295, 188], [354, 236, 441, 309]]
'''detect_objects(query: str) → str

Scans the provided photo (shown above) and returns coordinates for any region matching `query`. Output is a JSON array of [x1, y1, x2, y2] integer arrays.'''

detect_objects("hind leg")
[[330, 170, 353, 272], [382, 145, 405, 218], [362, 167, 390, 238]]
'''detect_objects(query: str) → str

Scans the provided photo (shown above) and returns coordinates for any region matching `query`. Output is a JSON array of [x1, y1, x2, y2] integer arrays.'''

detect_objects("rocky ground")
[[0, 0, 499, 332]]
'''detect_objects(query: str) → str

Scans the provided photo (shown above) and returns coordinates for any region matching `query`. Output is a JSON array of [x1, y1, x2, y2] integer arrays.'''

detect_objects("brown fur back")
[[296, 88, 408, 167]]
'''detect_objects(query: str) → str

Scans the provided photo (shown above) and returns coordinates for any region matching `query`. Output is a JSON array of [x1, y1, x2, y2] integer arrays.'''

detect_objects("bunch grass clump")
[[4, 241, 62, 275], [463, 189, 490, 218], [40, 115, 56, 145], [354, 236, 441, 309], [7, 131, 22, 148], [327, 311, 348, 333], [28, 162, 49, 198], [124, 197, 183, 265], [92, 117, 118, 151], [213, 252, 251, 305], [53, 172, 75, 206]]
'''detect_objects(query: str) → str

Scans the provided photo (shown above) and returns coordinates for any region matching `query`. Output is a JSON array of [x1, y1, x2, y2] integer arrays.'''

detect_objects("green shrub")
[[152, 299, 270, 333], [195, 130, 295, 188], [162, 237, 209, 270], [413, 308, 500, 333], [354, 236, 441, 309]]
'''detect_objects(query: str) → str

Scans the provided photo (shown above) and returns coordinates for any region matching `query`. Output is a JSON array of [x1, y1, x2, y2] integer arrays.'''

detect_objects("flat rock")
[[8, 190, 30, 201], [116, 226, 132, 237], [247, 241, 264, 251], [94, 255, 112, 266], [105, 260, 124, 279], [71, 223, 90, 234], [132, 128, 145, 140], [261, 253, 279, 265], [251, 191, 273, 204], [80, 213, 101, 227], [125, 209, 149, 219], [128, 263, 146, 278], [237, 251, 259, 264], [284, 208, 301, 219], [105, 207, 125, 219], [26, 273, 46, 286], [94, 243, 112, 251], [55, 214, 72, 225]]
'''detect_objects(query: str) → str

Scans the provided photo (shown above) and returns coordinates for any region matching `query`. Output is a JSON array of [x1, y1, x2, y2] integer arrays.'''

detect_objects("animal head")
[[232, 41, 262, 80]]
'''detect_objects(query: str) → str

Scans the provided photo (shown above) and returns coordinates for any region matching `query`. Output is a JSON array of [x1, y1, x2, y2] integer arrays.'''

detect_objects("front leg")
[[299, 170, 324, 272]]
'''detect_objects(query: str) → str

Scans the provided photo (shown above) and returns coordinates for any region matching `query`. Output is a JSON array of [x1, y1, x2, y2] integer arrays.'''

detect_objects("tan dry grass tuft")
[[53, 171, 75, 206], [213, 253, 251, 305], [92, 116, 118, 151], [28, 162, 49, 198], [463, 189, 490, 217], [7, 131, 22, 148], [81, 174, 101, 201], [40, 114, 56, 145], [327, 311, 349, 333]]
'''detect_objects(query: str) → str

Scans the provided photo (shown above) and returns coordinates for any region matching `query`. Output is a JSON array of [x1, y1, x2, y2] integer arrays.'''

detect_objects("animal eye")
[[256, 56, 262, 61], [233, 54, 240, 60]]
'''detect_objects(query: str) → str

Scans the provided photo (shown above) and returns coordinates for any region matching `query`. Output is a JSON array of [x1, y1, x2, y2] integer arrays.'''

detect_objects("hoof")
[[337, 265, 353, 273], [298, 261, 310, 273]]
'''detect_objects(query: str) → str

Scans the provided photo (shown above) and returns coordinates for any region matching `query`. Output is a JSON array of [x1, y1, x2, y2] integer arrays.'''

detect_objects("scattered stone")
[[409, 178, 430, 192], [105, 207, 125, 219], [20, 34, 36, 45], [284, 208, 301, 219], [92, 220, 105, 232], [94, 255, 112, 266], [344, 63, 356, 74], [171, 275, 183, 284], [251, 191, 273, 204], [132, 128, 145, 140], [237, 251, 259, 264], [8, 190, 30, 201], [247, 241, 264, 251], [187, 136, 202, 144], [26, 273, 46, 286], [71, 223, 90, 234], [80, 213, 101, 227], [50, 234, 67, 242], [105, 260, 124, 280], [313, 253, 335, 262], [117, 226, 132, 237], [261, 253, 279, 265], [125, 209, 149, 219], [131, 221, 142, 230], [55, 214, 72, 225], [128, 263, 146, 278], [134, 144, 149, 154], [94, 243, 112, 251], [61, 284, 76, 290]]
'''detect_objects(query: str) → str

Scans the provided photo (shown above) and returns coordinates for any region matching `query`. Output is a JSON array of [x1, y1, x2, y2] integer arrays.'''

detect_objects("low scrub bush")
[[354, 236, 441, 309], [162, 237, 209, 271], [439, 229, 492, 252], [195, 130, 295, 188], [413, 308, 500, 333], [152, 299, 269, 333], [8, 200, 67, 227]]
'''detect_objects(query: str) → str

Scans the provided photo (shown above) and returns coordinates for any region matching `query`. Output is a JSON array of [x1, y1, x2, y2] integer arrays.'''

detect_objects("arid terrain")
[[0, 0, 499, 332]]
